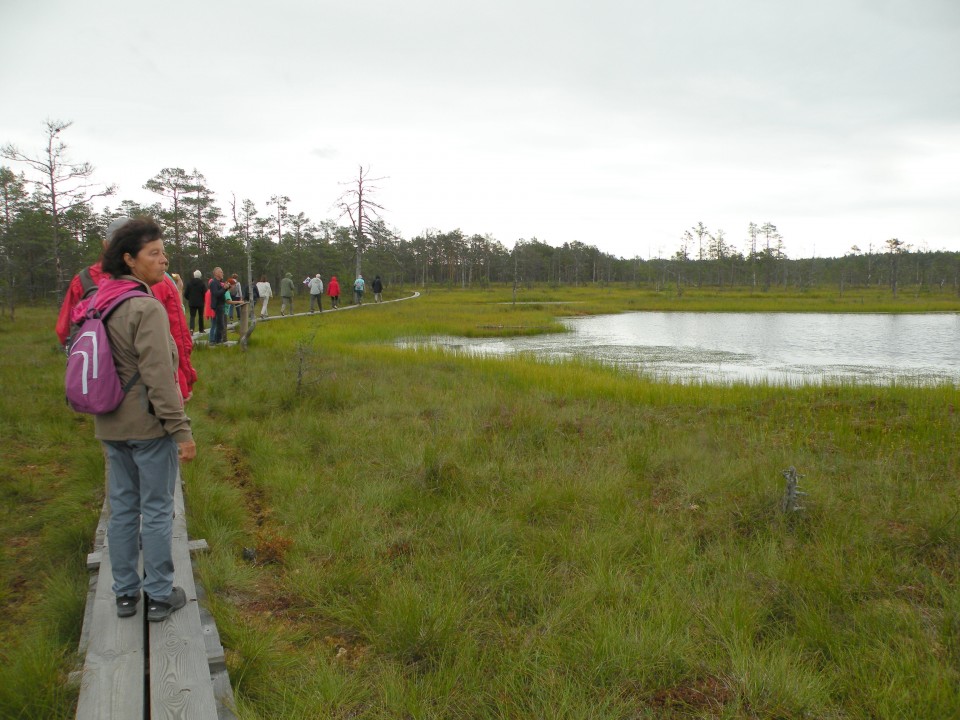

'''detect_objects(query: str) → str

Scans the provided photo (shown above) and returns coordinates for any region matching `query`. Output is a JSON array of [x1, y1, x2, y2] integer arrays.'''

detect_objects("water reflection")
[[397, 312, 960, 385]]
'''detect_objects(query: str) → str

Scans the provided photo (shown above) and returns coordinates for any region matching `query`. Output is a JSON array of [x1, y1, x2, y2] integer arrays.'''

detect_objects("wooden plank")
[[211, 669, 238, 720], [148, 476, 218, 719], [75, 572, 99, 663], [77, 454, 112, 659], [75, 532, 145, 720], [194, 585, 226, 671], [188, 539, 209, 554]]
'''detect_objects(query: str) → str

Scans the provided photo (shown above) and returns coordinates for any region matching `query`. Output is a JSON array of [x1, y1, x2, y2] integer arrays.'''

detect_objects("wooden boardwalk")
[[75, 476, 235, 719]]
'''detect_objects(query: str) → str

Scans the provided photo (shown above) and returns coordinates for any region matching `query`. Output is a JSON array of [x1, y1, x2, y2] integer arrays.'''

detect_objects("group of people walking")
[[181, 268, 246, 345], [249, 272, 383, 318], [178, 268, 387, 338]]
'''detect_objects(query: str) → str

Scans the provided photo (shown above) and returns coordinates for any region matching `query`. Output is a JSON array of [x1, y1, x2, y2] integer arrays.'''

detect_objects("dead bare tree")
[[336, 166, 386, 279], [2, 119, 115, 300]]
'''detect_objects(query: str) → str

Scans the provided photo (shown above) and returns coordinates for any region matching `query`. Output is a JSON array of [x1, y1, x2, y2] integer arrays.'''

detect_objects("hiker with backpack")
[[58, 217, 198, 401], [75, 217, 195, 622]]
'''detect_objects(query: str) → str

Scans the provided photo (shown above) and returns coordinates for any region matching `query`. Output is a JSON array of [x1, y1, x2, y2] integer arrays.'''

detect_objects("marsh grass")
[[2, 286, 959, 718]]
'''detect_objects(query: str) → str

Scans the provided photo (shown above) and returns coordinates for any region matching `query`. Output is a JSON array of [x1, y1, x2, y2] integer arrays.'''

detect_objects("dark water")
[[398, 312, 960, 385]]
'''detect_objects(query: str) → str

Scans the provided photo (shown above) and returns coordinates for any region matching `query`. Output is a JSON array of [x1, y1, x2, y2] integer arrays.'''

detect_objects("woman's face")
[[125, 238, 168, 286]]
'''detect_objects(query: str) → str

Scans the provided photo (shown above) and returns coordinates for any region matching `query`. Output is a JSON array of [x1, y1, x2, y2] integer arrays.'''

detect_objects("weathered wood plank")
[[77, 456, 113, 658], [211, 669, 238, 720], [148, 476, 218, 719], [194, 585, 226, 671], [188, 538, 209, 554], [75, 571, 100, 667], [75, 533, 145, 720]]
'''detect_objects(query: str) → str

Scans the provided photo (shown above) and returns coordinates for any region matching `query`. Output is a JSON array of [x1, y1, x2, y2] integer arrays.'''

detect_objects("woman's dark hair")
[[102, 218, 163, 278], [259, 274, 267, 282]]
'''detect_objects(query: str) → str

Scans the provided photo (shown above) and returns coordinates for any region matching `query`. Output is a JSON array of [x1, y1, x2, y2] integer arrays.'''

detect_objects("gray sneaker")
[[116, 593, 140, 618], [147, 586, 187, 622]]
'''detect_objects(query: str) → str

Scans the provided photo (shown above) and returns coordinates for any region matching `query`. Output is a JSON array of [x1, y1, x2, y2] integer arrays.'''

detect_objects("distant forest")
[[3, 123, 959, 310]]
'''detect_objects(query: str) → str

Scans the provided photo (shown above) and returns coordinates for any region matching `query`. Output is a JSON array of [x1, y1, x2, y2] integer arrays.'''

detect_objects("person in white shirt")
[[308, 274, 324, 313], [256, 275, 273, 319]]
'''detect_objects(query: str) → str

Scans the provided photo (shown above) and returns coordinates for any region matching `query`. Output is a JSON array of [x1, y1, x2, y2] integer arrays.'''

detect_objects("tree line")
[[3, 121, 958, 317]]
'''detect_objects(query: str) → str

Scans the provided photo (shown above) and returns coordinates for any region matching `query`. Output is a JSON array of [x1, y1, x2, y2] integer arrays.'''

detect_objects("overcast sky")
[[2, 0, 958, 259]]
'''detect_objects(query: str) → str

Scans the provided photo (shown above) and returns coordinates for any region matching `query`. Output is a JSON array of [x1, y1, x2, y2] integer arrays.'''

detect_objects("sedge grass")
[[1, 288, 959, 718]]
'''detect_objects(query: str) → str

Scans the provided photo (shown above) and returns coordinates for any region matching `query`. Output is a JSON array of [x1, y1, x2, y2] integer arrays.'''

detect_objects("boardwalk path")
[[196, 290, 421, 346], [75, 475, 234, 719]]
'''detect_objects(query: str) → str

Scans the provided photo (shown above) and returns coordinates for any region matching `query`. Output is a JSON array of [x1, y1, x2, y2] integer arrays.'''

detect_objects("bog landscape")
[[4, 1, 959, 715], [2, 282, 959, 719]]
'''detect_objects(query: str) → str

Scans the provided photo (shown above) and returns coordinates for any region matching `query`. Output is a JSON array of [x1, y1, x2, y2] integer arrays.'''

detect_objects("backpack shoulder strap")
[[99, 288, 153, 320], [79, 267, 98, 299], [87, 285, 152, 321]]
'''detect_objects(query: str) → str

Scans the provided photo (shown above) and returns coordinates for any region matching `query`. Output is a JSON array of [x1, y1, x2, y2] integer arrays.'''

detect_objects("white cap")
[[105, 216, 131, 243]]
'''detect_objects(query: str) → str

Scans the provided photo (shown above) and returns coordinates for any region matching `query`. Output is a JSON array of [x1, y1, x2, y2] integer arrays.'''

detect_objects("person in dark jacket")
[[183, 270, 206, 333], [372, 275, 383, 303], [208, 268, 228, 344]]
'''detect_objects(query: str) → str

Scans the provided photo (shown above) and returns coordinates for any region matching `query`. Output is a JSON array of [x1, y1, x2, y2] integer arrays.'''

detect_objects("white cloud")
[[1, 0, 957, 258]]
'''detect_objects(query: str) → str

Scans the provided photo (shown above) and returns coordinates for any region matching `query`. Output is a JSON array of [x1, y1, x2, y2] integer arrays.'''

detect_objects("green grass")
[[2, 285, 959, 719]]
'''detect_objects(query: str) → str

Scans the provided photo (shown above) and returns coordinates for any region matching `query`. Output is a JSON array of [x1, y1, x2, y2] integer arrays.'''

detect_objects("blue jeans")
[[209, 306, 226, 343], [103, 436, 178, 599], [208, 313, 219, 344]]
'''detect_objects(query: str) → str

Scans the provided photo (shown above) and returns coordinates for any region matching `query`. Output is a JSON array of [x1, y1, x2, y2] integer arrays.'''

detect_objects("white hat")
[[105, 216, 131, 242]]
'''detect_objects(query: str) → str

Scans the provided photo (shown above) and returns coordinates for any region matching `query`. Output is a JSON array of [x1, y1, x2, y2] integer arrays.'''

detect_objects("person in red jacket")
[[58, 216, 198, 400], [151, 272, 198, 400], [327, 275, 341, 309], [58, 217, 136, 346]]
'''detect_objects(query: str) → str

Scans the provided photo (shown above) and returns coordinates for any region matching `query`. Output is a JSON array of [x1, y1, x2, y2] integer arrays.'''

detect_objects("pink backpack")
[[65, 286, 147, 414]]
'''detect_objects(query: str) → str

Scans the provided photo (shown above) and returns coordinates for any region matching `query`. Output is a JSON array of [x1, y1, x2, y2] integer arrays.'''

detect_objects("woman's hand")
[[178, 440, 197, 462]]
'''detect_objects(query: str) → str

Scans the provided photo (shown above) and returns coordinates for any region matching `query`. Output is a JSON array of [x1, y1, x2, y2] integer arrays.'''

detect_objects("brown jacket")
[[93, 276, 193, 444]]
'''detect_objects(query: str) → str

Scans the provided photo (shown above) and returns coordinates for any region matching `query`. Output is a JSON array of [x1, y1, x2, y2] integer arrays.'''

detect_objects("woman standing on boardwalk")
[[93, 218, 196, 622]]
